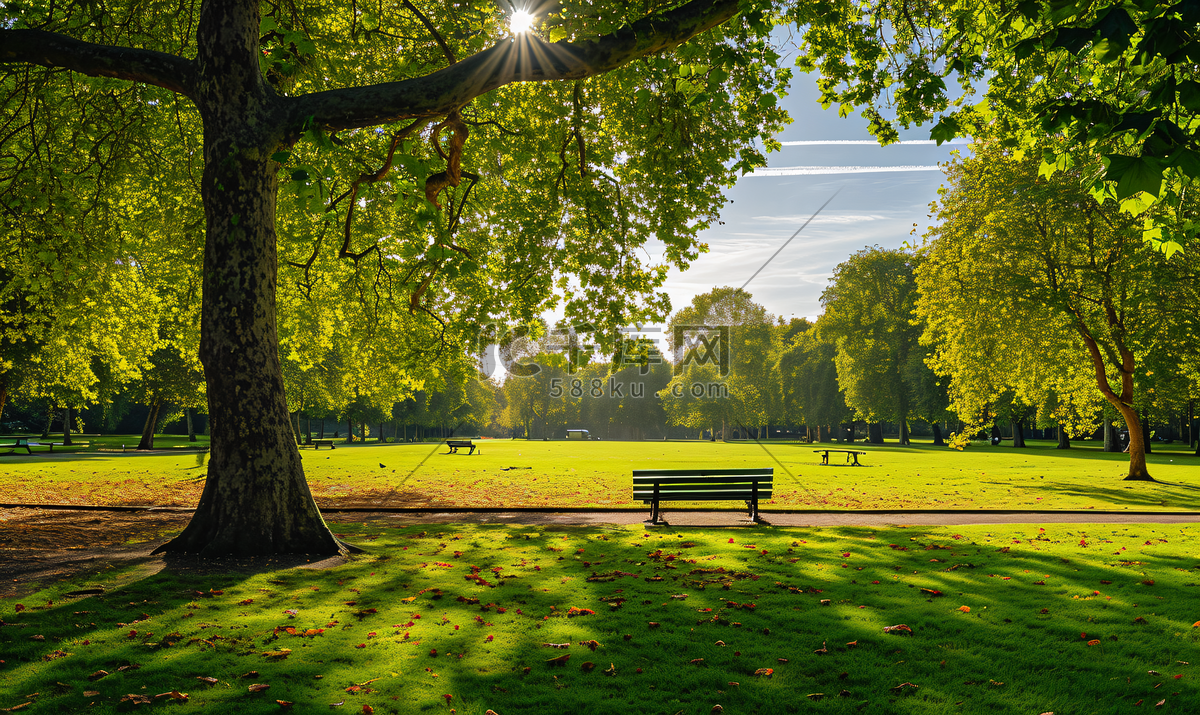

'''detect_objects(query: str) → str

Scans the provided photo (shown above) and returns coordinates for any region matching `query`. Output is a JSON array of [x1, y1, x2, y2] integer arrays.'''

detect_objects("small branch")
[[401, 0, 457, 66]]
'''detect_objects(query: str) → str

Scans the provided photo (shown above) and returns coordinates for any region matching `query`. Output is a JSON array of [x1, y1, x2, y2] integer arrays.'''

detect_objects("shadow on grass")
[[3, 522, 1199, 714]]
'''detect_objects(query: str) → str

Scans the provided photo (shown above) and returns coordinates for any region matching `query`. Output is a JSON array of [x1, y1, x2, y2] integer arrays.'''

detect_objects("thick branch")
[[0, 29, 198, 98], [296, 0, 738, 130]]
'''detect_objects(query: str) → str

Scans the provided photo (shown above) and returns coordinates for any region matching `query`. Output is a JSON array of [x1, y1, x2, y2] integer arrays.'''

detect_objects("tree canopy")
[[1, 0, 790, 554]]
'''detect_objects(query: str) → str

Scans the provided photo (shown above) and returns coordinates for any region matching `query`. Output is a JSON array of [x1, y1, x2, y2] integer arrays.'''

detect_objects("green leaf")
[[1103, 154, 1162, 199], [260, 16, 278, 34], [929, 115, 961, 145], [271, 151, 292, 164], [1165, 147, 1200, 179], [1178, 80, 1200, 111]]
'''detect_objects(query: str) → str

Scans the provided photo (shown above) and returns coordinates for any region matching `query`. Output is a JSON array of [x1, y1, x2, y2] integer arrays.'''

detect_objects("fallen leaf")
[[276, 701, 294, 708], [1087, 640, 1101, 646], [88, 670, 109, 681], [807, 693, 824, 701], [363, 706, 375, 714], [1156, 700, 1165, 707], [154, 691, 188, 701], [196, 677, 218, 685], [890, 682, 919, 694], [581, 661, 596, 672], [883, 624, 913, 635], [83, 691, 100, 698], [958, 606, 970, 613], [248, 684, 270, 693], [546, 654, 570, 666], [754, 668, 773, 677]]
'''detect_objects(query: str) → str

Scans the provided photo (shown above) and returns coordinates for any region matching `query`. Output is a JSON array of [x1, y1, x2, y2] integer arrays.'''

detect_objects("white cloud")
[[778, 139, 971, 145], [748, 165, 943, 177], [749, 213, 890, 224]]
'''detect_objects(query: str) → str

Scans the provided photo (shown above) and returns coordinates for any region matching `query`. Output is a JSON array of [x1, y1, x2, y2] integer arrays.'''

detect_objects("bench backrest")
[[447, 440, 472, 446], [633, 468, 773, 502], [14, 438, 27, 446]]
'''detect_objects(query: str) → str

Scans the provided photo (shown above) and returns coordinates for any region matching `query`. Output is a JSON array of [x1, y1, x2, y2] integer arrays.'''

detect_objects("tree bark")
[[868, 422, 883, 444], [151, 0, 342, 556], [187, 408, 197, 442], [347, 417, 355, 444], [931, 421, 945, 446], [41, 405, 53, 439], [138, 400, 160, 450], [1103, 418, 1119, 453], [62, 405, 74, 446], [1012, 418, 1026, 448], [1056, 424, 1070, 449]]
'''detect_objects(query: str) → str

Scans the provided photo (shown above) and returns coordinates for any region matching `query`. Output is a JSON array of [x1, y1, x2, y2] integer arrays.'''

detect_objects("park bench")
[[814, 449, 867, 466], [312, 439, 335, 450], [633, 468, 773, 525], [0, 437, 33, 455], [445, 440, 477, 455]]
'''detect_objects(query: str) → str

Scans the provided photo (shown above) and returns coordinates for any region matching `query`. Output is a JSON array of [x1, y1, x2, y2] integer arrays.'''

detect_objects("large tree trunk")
[[931, 421, 945, 446], [62, 405, 74, 446], [1056, 424, 1070, 449], [41, 404, 53, 439], [1012, 418, 1026, 448], [347, 417, 354, 444], [153, 0, 341, 556], [186, 408, 197, 442], [868, 422, 883, 444]]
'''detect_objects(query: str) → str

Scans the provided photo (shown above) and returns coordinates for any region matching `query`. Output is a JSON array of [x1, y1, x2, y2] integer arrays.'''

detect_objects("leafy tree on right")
[[917, 142, 1200, 480]]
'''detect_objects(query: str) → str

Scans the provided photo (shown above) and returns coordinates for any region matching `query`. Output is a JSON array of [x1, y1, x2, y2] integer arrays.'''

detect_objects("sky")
[[654, 70, 970, 323]]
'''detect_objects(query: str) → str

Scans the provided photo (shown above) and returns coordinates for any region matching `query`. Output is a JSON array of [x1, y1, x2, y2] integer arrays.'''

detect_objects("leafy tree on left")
[[1, 0, 788, 554]]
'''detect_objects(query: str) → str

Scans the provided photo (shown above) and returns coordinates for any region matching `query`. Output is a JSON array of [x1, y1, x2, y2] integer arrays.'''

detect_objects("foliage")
[[791, 0, 1200, 248], [820, 247, 926, 442], [918, 142, 1199, 476]]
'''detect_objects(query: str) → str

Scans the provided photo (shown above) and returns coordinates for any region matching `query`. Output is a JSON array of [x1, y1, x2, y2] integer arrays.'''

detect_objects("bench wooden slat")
[[634, 475, 771, 487], [634, 490, 773, 501], [633, 468, 773, 477]]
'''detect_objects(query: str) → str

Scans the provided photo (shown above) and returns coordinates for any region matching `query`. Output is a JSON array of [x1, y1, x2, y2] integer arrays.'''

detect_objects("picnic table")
[[814, 449, 867, 466], [0, 437, 33, 455], [633, 467, 773, 524]]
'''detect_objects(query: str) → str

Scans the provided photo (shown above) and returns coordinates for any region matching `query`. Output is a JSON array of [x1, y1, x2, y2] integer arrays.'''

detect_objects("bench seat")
[[633, 468, 773, 524], [445, 440, 476, 455]]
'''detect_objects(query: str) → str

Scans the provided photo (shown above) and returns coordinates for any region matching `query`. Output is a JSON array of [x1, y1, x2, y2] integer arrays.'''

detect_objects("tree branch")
[[0, 29, 198, 99], [295, 0, 739, 131]]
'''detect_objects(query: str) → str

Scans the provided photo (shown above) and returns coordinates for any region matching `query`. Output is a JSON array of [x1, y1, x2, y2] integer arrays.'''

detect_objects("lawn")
[[2, 522, 1199, 713], [1, 439, 1198, 512]]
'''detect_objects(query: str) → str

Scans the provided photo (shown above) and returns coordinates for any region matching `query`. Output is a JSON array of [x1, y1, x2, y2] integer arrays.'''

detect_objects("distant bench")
[[633, 468, 773, 525], [445, 440, 476, 455], [311, 439, 335, 450], [814, 449, 867, 466]]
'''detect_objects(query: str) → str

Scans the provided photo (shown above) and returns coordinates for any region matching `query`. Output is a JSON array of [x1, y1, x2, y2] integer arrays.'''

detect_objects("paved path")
[[364, 509, 1200, 527]]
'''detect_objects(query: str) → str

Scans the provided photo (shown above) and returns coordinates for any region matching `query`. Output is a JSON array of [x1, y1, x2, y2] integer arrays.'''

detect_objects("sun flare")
[[510, 9, 535, 34]]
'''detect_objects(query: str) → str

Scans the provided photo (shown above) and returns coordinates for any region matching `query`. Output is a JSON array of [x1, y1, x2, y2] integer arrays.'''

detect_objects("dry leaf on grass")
[[248, 684, 270, 693]]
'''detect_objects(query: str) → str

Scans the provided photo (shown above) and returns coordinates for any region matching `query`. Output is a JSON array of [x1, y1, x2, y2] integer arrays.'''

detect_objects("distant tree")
[[820, 248, 922, 445]]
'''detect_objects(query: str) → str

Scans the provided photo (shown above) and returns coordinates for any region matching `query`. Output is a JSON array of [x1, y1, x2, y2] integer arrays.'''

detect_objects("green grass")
[[3, 522, 1200, 713], [1, 438, 1198, 511]]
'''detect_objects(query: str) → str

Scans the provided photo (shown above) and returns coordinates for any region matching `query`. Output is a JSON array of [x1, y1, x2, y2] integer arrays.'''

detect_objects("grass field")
[[1, 438, 1198, 512], [3, 522, 1199, 713]]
